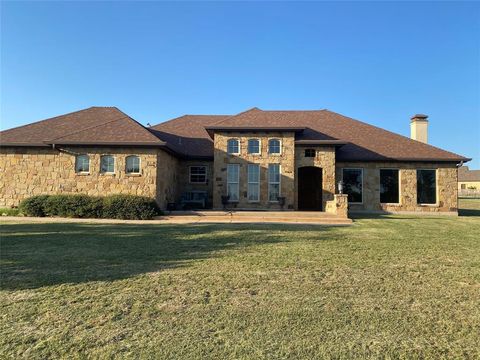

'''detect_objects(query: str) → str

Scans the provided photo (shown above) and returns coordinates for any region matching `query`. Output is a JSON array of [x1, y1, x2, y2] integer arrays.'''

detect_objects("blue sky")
[[1, 1, 479, 167]]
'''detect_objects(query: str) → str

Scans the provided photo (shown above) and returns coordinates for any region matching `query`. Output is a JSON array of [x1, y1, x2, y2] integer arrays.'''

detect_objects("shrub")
[[0, 208, 22, 216], [18, 194, 160, 220], [102, 194, 160, 220], [19, 195, 49, 217], [44, 194, 103, 218]]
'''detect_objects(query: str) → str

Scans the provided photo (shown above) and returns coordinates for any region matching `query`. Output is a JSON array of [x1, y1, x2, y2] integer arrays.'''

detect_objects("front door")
[[298, 166, 323, 210]]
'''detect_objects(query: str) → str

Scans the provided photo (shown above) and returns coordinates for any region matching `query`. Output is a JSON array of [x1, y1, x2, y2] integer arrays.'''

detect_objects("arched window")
[[75, 154, 90, 173], [268, 139, 281, 154], [126, 155, 141, 174], [100, 155, 115, 173], [247, 139, 260, 154], [227, 139, 240, 154]]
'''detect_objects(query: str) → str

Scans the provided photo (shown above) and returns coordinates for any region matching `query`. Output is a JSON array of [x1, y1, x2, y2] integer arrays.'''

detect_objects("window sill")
[[418, 203, 438, 207], [381, 203, 401, 206], [100, 173, 116, 176], [75, 172, 90, 176], [126, 173, 142, 177], [248, 200, 260, 203]]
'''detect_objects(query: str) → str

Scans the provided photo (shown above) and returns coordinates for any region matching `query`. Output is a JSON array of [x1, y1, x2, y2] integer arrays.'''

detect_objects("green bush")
[[18, 194, 160, 220], [19, 195, 50, 217], [44, 195, 103, 218], [0, 208, 22, 216], [102, 194, 159, 220]]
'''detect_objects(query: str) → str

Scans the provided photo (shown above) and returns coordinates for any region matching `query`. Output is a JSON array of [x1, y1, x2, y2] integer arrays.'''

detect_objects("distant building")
[[458, 166, 480, 191]]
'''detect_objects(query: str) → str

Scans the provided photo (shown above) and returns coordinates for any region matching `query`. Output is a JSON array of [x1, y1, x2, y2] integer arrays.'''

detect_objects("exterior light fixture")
[[338, 180, 344, 195]]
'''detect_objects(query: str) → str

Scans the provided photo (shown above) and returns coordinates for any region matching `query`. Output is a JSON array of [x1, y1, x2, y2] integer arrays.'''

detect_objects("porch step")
[[159, 211, 352, 225]]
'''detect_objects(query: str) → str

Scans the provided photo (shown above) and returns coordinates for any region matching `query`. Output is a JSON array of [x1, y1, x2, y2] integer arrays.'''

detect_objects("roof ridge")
[[211, 107, 262, 126], [111, 107, 162, 142], [0, 106, 100, 134], [323, 109, 467, 159], [151, 114, 231, 128], [46, 116, 129, 143]]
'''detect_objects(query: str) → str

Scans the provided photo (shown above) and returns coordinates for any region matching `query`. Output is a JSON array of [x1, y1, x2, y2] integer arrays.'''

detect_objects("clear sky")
[[1, 1, 479, 168]]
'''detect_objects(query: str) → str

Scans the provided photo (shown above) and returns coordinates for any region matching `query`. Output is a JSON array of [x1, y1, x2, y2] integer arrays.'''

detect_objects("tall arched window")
[[100, 155, 115, 173], [126, 155, 141, 174], [75, 154, 90, 173], [227, 139, 240, 154], [268, 139, 281, 154]]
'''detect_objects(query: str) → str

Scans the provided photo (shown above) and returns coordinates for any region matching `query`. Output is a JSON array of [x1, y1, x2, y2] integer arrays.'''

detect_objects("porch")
[[162, 210, 352, 225]]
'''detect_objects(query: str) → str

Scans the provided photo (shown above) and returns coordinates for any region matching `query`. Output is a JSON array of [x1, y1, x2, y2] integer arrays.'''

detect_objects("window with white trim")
[[247, 164, 260, 202], [268, 164, 280, 202], [268, 139, 281, 154], [417, 169, 436, 204], [227, 139, 240, 154], [247, 139, 260, 154], [100, 155, 115, 173], [342, 168, 363, 203], [75, 154, 90, 173], [227, 164, 240, 201], [190, 166, 207, 183], [126, 155, 141, 174]]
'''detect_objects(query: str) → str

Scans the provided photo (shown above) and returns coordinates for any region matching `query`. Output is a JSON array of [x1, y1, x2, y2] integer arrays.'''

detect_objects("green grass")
[[1, 200, 479, 359]]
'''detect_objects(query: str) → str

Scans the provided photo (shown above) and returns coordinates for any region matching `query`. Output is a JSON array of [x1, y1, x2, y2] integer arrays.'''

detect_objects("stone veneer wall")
[[176, 160, 214, 207], [0, 146, 179, 209], [213, 132, 295, 209], [335, 162, 458, 213], [295, 146, 336, 210]]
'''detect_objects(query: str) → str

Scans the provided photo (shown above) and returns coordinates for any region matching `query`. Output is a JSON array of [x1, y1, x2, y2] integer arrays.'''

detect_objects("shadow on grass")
[[0, 222, 333, 290], [458, 208, 480, 217]]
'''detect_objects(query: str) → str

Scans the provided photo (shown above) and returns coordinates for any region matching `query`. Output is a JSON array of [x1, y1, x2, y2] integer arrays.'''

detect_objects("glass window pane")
[[417, 170, 436, 204], [126, 156, 140, 173], [269, 139, 281, 154], [268, 184, 280, 201], [227, 183, 239, 201], [343, 169, 363, 203], [76, 155, 89, 173], [305, 149, 315, 157], [268, 164, 280, 183], [100, 155, 114, 173], [248, 164, 259, 183], [248, 184, 259, 201], [247, 139, 260, 154], [227, 139, 239, 154], [380, 169, 399, 203], [190, 166, 206, 183]]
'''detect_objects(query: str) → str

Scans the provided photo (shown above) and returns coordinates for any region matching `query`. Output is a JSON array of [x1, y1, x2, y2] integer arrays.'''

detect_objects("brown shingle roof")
[[205, 108, 468, 162], [0, 107, 165, 147], [458, 166, 480, 182], [151, 115, 230, 158]]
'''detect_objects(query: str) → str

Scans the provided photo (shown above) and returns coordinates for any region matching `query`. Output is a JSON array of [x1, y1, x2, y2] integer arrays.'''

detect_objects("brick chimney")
[[410, 114, 428, 143]]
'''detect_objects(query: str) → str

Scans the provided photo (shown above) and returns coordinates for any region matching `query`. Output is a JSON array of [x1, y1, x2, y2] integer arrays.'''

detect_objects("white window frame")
[[416, 168, 438, 206], [100, 154, 116, 174], [247, 138, 261, 155], [247, 164, 260, 202], [189, 165, 207, 184], [379, 168, 400, 205], [227, 164, 240, 202], [125, 155, 141, 174], [342, 168, 364, 204], [227, 138, 240, 155], [75, 154, 90, 174], [268, 138, 282, 155], [268, 164, 281, 202]]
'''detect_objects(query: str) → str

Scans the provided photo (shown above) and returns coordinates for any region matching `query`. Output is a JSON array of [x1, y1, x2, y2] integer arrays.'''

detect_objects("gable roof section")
[[151, 115, 230, 158], [207, 108, 468, 162], [458, 166, 480, 182], [0, 107, 165, 147]]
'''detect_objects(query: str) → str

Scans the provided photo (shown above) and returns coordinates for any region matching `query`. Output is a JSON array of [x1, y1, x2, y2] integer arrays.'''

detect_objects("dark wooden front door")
[[298, 166, 323, 210]]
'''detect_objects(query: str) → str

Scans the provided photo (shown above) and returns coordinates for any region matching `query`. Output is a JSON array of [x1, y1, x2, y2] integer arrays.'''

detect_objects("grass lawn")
[[1, 200, 479, 359]]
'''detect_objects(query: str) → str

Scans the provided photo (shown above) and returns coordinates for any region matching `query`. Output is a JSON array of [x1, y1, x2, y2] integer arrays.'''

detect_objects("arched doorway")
[[298, 166, 323, 210]]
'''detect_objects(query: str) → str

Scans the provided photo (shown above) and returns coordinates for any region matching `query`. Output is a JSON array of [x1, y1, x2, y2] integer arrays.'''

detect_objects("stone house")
[[0, 106, 470, 215]]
